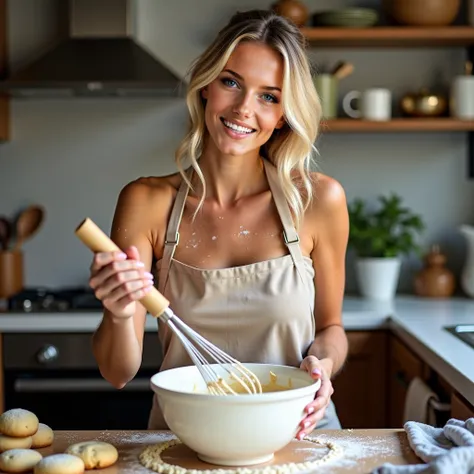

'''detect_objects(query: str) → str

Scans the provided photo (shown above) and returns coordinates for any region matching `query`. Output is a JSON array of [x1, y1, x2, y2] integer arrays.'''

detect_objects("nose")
[[233, 92, 254, 118]]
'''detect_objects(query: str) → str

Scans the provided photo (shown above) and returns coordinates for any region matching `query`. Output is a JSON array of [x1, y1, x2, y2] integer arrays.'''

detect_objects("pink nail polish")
[[307, 407, 314, 414]]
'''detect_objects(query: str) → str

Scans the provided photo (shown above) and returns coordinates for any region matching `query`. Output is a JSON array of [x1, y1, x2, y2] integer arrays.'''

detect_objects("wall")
[[0, 0, 473, 294]]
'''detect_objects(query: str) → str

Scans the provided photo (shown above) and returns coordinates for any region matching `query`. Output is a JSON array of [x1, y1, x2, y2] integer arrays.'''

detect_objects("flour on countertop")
[[301, 433, 411, 472]]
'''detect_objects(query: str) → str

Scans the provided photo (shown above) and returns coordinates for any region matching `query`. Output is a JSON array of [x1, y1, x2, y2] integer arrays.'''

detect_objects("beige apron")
[[148, 159, 341, 430]]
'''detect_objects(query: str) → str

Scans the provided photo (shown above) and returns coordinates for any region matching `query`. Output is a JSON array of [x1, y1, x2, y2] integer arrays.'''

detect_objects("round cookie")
[[0, 409, 39, 438], [0, 448, 42, 473], [0, 435, 32, 453], [65, 441, 118, 469], [34, 454, 84, 474], [31, 424, 54, 449]]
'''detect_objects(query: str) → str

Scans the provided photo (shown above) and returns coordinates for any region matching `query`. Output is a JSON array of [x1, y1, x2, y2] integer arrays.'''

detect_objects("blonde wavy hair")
[[175, 9, 322, 229]]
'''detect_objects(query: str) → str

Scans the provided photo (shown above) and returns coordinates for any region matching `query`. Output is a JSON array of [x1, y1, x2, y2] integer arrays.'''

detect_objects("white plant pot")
[[355, 257, 401, 301]]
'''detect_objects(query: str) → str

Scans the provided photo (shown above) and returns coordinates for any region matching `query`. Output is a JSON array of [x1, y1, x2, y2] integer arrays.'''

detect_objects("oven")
[[3, 332, 163, 430]]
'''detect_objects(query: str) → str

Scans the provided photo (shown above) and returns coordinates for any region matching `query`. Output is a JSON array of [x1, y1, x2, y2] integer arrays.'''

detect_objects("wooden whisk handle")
[[75, 217, 170, 318]]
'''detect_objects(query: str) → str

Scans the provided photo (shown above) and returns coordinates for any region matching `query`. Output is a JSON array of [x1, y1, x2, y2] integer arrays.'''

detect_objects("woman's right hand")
[[89, 245, 154, 319]]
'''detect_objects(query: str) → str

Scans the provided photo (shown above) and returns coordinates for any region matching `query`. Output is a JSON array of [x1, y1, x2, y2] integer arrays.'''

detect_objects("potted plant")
[[348, 193, 425, 300]]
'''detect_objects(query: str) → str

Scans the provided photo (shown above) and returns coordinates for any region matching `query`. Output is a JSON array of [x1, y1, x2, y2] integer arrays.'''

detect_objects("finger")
[[90, 259, 147, 290], [305, 395, 327, 414], [301, 357, 323, 380], [90, 251, 127, 273], [125, 245, 140, 261], [95, 269, 154, 300], [109, 282, 154, 307]]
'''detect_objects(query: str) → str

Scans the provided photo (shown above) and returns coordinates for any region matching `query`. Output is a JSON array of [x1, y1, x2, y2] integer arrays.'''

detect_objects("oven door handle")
[[14, 377, 152, 392]]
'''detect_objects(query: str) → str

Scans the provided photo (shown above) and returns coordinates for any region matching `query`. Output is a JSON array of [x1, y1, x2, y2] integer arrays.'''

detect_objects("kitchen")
[[0, 0, 474, 472]]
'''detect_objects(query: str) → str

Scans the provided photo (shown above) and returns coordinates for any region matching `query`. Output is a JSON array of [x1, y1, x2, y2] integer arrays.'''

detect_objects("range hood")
[[0, 0, 183, 98]]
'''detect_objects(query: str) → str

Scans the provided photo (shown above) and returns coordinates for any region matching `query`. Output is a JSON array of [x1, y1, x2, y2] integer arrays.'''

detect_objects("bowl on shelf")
[[383, 0, 461, 26], [313, 8, 379, 28], [400, 89, 448, 117], [150, 363, 321, 466]]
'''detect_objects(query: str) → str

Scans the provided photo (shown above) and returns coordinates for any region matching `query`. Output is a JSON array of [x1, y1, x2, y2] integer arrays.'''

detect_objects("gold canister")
[[0, 250, 24, 298]]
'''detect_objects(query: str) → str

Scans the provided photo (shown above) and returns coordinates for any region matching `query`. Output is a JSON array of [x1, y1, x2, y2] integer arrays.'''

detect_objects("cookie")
[[65, 441, 118, 469], [0, 448, 42, 473], [0, 409, 39, 438], [33, 454, 84, 474], [0, 435, 32, 453], [31, 424, 54, 449]]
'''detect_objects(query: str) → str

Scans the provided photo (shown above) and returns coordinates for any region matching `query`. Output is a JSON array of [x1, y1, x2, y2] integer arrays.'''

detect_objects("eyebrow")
[[223, 69, 282, 92]]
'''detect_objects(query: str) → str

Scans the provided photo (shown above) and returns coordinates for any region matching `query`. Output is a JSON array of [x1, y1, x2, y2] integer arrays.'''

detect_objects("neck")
[[195, 145, 268, 208]]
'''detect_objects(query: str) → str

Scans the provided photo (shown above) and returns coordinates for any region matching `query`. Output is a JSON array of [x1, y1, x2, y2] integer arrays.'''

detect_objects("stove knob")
[[36, 345, 59, 364]]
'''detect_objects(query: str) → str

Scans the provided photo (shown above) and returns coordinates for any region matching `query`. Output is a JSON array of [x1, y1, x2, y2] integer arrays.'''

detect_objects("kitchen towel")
[[403, 377, 438, 426], [371, 417, 474, 473]]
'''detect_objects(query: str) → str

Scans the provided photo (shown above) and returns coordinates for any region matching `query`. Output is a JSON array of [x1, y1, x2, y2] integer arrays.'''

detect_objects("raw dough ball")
[[34, 454, 84, 474], [0, 409, 39, 438], [0, 448, 42, 473], [65, 441, 118, 469], [0, 435, 32, 452], [31, 424, 54, 449]]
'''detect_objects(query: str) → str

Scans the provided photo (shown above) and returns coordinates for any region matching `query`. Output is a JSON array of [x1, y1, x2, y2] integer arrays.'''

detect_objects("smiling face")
[[201, 41, 285, 159]]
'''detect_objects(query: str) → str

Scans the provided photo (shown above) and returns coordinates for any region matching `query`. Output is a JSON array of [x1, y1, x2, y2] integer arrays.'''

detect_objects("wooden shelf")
[[301, 26, 474, 47], [320, 118, 474, 133]]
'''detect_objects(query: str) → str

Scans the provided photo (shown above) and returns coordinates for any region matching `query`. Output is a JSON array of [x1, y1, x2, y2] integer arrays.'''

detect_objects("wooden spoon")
[[0, 216, 12, 251], [332, 61, 354, 80], [14, 205, 45, 250]]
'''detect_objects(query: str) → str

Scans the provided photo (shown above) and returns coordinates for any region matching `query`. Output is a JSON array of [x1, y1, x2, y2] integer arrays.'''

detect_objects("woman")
[[89, 9, 349, 438]]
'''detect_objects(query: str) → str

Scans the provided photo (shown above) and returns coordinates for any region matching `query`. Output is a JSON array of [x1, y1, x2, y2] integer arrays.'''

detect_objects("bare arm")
[[307, 175, 349, 379], [91, 179, 171, 388]]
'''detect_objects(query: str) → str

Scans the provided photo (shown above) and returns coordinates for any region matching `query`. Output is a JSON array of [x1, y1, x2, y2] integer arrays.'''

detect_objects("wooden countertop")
[[0, 429, 422, 474]]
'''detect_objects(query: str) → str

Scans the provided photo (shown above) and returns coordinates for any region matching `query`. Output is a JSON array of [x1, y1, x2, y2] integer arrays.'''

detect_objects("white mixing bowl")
[[150, 363, 321, 466]]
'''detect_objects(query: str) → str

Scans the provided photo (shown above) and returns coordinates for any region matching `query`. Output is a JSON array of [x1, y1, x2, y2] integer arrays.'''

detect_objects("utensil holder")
[[0, 250, 24, 298]]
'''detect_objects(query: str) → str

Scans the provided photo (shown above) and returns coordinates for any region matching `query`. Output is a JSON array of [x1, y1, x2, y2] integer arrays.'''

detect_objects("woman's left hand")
[[296, 356, 334, 440]]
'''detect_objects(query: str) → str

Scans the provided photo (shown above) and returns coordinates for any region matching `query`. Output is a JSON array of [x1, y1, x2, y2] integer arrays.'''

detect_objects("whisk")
[[75, 218, 262, 396]]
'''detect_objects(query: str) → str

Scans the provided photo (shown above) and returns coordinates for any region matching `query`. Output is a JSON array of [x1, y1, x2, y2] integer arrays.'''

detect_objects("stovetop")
[[7, 287, 103, 312]]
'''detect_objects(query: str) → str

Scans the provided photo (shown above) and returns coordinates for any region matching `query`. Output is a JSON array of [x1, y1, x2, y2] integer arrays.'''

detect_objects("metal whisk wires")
[[161, 308, 262, 396]]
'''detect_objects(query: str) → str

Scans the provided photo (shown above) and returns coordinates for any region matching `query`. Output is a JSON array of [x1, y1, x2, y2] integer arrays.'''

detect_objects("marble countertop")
[[1, 295, 473, 405]]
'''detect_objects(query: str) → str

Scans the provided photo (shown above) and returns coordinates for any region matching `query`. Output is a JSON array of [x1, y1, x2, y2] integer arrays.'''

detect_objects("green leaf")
[[347, 193, 425, 258]]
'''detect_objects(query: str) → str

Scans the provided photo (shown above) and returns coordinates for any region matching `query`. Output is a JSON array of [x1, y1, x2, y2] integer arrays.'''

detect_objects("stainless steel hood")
[[0, 0, 184, 98]]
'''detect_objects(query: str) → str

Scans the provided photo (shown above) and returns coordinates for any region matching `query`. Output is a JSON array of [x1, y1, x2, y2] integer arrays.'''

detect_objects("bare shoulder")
[[308, 171, 347, 214], [111, 171, 184, 253], [117, 172, 181, 208]]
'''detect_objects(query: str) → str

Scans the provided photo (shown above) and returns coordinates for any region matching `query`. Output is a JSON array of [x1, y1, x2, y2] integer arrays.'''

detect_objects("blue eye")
[[222, 78, 238, 88], [262, 93, 278, 103]]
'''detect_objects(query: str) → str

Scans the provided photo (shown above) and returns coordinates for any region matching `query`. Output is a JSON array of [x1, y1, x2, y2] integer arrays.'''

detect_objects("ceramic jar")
[[414, 245, 455, 298], [272, 0, 309, 27]]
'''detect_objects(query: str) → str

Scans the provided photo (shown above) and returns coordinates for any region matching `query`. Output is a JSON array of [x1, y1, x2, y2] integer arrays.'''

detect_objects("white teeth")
[[223, 120, 253, 134]]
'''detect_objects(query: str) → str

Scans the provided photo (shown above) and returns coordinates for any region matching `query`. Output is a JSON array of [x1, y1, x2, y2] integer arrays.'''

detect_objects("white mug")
[[451, 76, 474, 119], [343, 88, 392, 121]]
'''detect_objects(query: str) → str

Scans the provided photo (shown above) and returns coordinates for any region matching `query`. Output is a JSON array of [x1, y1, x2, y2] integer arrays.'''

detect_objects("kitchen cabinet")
[[332, 331, 388, 429], [388, 335, 426, 428], [0, 0, 8, 141], [451, 391, 474, 420]]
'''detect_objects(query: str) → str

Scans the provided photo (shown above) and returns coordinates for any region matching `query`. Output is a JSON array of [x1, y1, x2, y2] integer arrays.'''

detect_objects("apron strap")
[[158, 170, 191, 294], [263, 159, 307, 279]]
